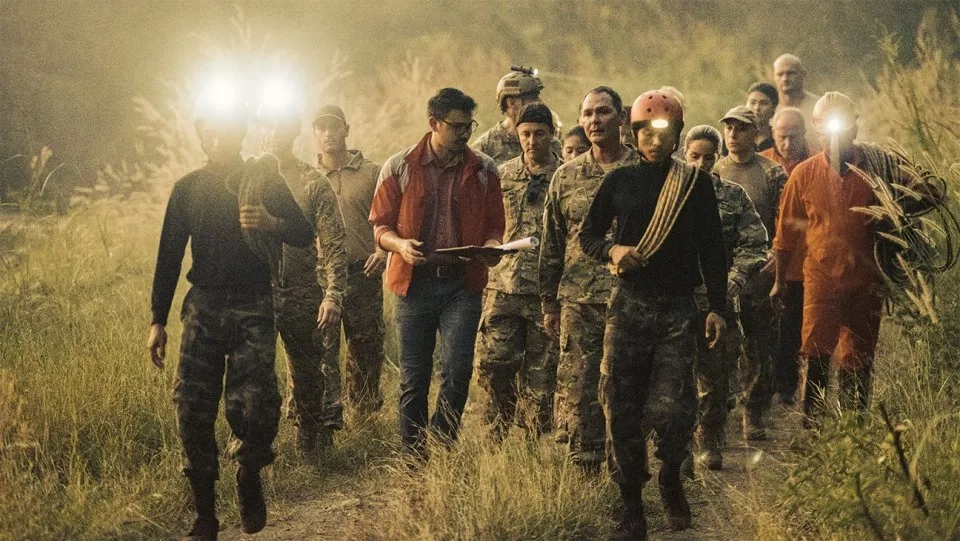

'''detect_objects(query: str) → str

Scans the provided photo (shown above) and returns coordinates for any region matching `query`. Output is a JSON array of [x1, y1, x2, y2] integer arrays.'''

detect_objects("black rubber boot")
[[183, 473, 218, 541], [616, 483, 647, 540], [802, 356, 830, 429], [658, 464, 691, 531], [236, 466, 267, 534]]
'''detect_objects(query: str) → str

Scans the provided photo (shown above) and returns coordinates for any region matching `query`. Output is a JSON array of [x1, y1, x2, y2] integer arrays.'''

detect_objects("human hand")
[[761, 251, 777, 275], [316, 300, 342, 329], [769, 280, 788, 312], [544, 312, 560, 338], [704, 311, 726, 349], [397, 239, 426, 266], [609, 245, 644, 274], [363, 251, 388, 277], [239, 204, 281, 231], [148, 324, 167, 368]]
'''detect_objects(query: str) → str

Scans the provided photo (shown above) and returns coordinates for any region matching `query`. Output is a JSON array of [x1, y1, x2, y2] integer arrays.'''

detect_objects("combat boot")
[[802, 356, 830, 429], [183, 472, 218, 541], [743, 410, 769, 441], [657, 464, 691, 530], [615, 483, 647, 540], [236, 466, 267, 534]]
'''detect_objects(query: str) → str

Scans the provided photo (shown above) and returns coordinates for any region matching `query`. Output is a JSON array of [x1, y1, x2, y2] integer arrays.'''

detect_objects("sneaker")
[[657, 467, 691, 531], [182, 517, 218, 541], [236, 466, 267, 534]]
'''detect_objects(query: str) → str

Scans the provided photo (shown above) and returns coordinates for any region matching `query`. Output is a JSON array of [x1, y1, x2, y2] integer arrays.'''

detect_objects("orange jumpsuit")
[[773, 149, 885, 371]]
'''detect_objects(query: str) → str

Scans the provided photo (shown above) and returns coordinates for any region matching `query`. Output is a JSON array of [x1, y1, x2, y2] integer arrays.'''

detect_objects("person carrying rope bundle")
[[771, 92, 946, 426], [579, 89, 727, 540]]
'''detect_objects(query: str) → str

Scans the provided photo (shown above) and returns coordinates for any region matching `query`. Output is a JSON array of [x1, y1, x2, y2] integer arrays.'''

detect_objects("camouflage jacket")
[[694, 173, 768, 312], [539, 147, 641, 313], [713, 174, 768, 288], [276, 158, 348, 307], [471, 120, 563, 167], [486, 153, 561, 295]]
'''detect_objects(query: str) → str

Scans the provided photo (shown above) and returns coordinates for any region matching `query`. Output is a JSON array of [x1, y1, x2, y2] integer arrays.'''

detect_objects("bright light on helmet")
[[825, 115, 847, 135], [200, 75, 240, 113], [260, 77, 295, 111], [651, 118, 670, 129]]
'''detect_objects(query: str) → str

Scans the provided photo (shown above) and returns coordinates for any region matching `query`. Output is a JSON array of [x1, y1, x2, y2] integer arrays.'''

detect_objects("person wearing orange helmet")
[[771, 92, 942, 425], [580, 89, 727, 539]]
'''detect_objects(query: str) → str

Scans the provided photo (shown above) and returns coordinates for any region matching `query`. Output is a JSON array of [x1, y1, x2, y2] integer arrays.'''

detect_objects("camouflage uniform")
[[601, 288, 699, 485], [539, 147, 640, 467], [320, 150, 387, 412], [176, 288, 281, 476], [693, 175, 768, 452], [274, 158, 348, 437], [472, 120, 564, 167], [476, 154, 560, 438], [714, 155, 787, 431]]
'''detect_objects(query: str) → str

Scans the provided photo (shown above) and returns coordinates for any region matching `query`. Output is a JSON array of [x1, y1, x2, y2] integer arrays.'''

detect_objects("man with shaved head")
[[774, 54, 821, 153], [773, 54, 818, 115]]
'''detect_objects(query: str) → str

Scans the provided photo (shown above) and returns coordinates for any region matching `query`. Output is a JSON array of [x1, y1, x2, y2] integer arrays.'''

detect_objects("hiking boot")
[[743, 411, 769, 441], [704, 449, 723, 471], [236, 466, 266, 534], [658, 466, 691, 530], [184, 472, 217, 540], [182, 517, 219, 541], [615, 483, 647, 541]]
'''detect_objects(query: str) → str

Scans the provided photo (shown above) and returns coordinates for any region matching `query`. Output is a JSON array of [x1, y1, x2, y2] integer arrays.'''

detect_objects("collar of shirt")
[[422, 140, 464, 169], [317, 149, 365, 175]]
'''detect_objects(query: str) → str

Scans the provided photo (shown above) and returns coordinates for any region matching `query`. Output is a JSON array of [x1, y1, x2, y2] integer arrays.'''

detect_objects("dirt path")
[[217, 404, 800, 541]]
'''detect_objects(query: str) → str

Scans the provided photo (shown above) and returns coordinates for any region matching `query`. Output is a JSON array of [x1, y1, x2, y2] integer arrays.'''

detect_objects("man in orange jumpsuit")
[[771, 92, 939, 424]]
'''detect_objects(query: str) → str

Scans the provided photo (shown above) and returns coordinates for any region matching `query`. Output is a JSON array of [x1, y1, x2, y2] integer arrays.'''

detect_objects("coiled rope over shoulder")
[[633, 158, 700, 262]]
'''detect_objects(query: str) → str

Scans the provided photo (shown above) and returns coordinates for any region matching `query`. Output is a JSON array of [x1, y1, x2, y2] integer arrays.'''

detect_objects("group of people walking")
[[147, 52, 942, 540]]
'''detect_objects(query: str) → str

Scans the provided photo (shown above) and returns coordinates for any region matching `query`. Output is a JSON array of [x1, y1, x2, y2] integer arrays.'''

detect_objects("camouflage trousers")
[[475, 291, 559, 437], [556, 301, 607, 467], [694, 310, 744, 452], [341, 267, 387, 413], [274, 284, 343, 433], [601, 284, 698, 486], [174, 287, 280, 478], [738, 285, 777, 419]]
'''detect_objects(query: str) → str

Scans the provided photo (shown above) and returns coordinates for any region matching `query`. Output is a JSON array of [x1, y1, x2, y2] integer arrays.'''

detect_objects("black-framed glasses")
[[440, 118, 479, 135]]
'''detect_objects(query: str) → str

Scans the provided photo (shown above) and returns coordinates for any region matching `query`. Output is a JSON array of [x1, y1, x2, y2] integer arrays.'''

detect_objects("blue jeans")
[[394, 274, 482, 454]]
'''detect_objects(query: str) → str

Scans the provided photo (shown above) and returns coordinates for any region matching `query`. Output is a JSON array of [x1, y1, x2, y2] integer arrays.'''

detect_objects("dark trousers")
[[774, 281, 804, 399], [175, 287, 280, 478], [394, 273, 482, 453]]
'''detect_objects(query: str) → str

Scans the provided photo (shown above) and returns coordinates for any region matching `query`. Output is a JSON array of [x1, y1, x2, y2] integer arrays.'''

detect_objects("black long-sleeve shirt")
[[150, 158, 314, 325], [579, 159, 728, 314]]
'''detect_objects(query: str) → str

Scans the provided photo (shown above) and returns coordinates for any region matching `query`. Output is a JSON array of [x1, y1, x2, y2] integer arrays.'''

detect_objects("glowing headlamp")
[[825, 115, 847, 134], [650, 118, 670, 129], [194, 73, 247, 122], [256, 76, 302, 122]]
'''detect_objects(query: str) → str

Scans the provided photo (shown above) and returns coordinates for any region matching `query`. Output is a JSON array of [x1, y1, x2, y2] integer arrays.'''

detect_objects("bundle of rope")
[[612, 158, 699, 276], [850, 141, 958, 322], [226, 153, 286, 279]]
